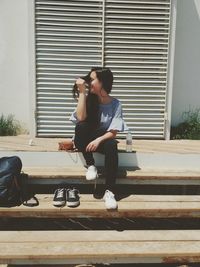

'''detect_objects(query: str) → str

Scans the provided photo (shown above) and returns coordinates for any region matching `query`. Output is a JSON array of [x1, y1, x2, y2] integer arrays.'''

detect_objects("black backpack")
[[0, 156, 33, 207]]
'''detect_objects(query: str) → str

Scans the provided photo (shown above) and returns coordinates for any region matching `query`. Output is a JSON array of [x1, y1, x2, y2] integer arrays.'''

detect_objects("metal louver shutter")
[[35, 0, 103, 137], [104, 0, 171, 138], [35, 0, 172, 139]]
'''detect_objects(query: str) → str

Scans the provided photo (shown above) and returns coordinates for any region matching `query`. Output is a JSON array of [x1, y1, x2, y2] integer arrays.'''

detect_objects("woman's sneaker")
[[66, 188, 80, 207], [86, 165, 98, 180], [103, 190, 118, 210], [53, 188, 66, 207]]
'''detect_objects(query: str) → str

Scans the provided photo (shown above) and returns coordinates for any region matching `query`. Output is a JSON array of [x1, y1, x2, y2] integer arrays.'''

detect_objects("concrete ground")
[[0, 135, 200, 154]]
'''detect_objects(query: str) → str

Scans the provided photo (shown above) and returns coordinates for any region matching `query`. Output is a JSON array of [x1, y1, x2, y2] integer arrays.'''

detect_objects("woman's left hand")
[[86, 138, 101, 152]]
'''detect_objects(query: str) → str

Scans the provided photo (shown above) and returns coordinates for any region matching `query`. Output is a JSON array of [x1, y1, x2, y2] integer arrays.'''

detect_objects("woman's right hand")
[[75, 78, 87, 121], [76, 78, 87, 93]]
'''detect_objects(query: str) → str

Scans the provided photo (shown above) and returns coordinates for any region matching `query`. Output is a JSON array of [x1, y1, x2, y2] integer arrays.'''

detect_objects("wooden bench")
[[1, 230, 200, 265], [1, 168, 200, 266], [24, 167, 200, 185], [1, 194, 200, 218]]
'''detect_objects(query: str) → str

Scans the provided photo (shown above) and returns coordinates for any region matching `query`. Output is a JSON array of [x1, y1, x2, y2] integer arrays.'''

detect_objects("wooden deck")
[[1, 135, 200, 266], [24, 166, 200, 185], [0, 134, 200, 154], [1, 230, 200, 265], [1, 194, 200, 218]]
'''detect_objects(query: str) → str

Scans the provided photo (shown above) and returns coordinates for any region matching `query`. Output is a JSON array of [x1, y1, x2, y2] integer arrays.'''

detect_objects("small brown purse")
[[58, 139, 75, 151]]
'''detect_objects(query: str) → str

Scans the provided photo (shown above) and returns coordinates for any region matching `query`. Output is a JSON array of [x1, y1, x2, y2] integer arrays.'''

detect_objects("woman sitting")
[[69, 67, 129, 210]]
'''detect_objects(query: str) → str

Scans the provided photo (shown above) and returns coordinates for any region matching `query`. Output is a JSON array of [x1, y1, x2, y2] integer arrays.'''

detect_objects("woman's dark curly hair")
[[72, 67, 113, 129]]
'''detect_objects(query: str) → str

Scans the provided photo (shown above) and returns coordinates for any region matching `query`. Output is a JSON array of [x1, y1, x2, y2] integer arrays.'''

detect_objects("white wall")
[[171, 0, 200, 126], [0, 0, 200, 135], [0, 0, 30, 132]]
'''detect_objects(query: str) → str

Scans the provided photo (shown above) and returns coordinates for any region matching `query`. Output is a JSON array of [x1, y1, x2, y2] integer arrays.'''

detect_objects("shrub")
[[171, 108, 200, 140], [0, 114, 21, 136]]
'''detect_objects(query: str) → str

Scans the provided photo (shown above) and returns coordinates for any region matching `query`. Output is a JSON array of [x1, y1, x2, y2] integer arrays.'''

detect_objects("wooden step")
[[2, 149, 200, 170], [1, 230, 200, 264], [1, 194, 200, 218], [24, 167, 200, 185]]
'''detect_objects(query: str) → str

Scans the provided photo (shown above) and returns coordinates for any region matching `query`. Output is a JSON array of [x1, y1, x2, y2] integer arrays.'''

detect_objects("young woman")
[[69, 67, 129, 209]]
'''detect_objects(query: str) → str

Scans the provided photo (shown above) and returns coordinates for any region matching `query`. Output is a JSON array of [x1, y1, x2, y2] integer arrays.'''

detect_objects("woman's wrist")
[[96, 137, 103, 143], [96, 132, 116, 144], [79, 90, 86, 95]]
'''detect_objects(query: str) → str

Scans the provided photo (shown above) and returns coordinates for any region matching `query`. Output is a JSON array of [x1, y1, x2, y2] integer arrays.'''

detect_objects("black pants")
[[74, 121, 118, 192]]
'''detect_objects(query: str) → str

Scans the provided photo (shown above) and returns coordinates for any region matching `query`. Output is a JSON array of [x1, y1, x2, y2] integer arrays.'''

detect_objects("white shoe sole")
[[86, 172, 98, 181], [105, 205, 118, 210], [53, 201, 66, 207], [66, 201, 80, 207]]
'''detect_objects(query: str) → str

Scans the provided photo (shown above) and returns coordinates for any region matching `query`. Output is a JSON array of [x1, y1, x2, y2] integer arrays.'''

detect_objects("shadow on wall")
[[171, 0, 200, 126]]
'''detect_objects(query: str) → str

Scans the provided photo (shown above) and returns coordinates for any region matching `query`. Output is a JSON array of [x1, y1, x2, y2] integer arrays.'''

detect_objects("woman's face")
[[89, 71, 102, 94]]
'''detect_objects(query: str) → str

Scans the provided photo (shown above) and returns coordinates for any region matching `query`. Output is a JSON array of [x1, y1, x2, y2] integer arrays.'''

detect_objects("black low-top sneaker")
[[53, 188, 66, 207], [66, 188, 80, 207]]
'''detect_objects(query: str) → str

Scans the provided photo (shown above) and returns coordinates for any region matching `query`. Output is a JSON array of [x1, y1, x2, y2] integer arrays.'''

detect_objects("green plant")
[[171, 108, 200, 140], [0, 114, 21, 136]]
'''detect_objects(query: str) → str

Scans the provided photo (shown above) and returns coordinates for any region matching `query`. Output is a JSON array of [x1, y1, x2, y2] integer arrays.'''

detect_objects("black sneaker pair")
[[53, 187, 80, 207]]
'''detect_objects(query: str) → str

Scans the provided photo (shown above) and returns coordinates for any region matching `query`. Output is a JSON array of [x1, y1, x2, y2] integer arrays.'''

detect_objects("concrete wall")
[[0, 0, 200, 134], [171, 0, 200, 126], [0, 0, 30, 132]]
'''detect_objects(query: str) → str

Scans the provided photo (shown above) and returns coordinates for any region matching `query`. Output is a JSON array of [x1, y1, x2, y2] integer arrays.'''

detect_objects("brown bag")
[[58, 139, 74, 151]]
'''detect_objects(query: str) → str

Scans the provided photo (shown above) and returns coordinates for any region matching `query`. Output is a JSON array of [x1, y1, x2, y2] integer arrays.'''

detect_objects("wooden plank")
[[1, 135, 200, 154], [1, 230, 200, 242], [3, 241, 200, 264], [1, 194, 200, 218], [29, 178, 200, 185], [29, 194, 200, 202], [1, 230, 200, 264], [24, 167, 200, 185], [25, 167, 200, 178]]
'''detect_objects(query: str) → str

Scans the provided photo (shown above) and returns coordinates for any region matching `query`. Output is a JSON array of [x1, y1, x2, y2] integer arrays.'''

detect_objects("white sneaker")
[[86, 165, 98, 181], [103, 190, 118, 210]]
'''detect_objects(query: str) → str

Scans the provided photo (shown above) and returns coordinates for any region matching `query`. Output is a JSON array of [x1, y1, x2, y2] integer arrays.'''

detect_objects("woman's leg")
[[74, 121, 95, 166], [97, 138, 119, 193]]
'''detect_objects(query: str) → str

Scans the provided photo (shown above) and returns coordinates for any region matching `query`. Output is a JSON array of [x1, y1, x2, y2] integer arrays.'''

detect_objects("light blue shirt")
[[69, 97, 129, 132]]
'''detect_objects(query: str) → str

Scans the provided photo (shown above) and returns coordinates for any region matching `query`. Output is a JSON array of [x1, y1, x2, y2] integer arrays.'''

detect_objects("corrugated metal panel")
[[35, 0, 103, 137], [35, 0, 171, 139], [104, 0, 170, 138]]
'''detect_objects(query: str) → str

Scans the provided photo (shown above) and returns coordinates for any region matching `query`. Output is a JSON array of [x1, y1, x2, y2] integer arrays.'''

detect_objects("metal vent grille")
[[35, 0, 171, 138]]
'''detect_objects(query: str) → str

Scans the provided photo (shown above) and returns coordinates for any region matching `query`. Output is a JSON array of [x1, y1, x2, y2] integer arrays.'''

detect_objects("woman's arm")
[[75, 78, 87, 121], [96, 130, 117, 143], [86, 130, 117, 152]]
